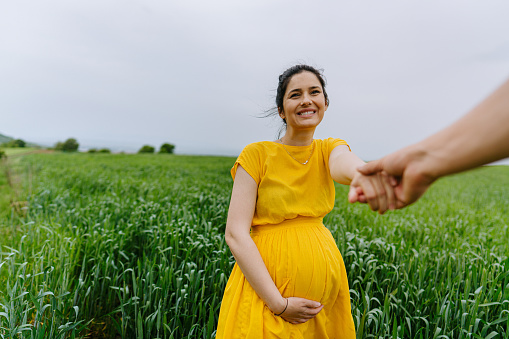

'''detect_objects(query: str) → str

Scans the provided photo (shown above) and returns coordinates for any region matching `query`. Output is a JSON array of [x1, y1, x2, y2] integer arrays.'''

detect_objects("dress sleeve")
[[231, 143, 263, 184], [321, 138, 351, 174], [326, 137, 351, 154]]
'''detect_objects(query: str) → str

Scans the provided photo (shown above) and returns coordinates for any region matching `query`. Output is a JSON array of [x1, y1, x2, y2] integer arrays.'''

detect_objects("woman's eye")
[[290, 93, 300, 98], [312, 90, 321, 95]]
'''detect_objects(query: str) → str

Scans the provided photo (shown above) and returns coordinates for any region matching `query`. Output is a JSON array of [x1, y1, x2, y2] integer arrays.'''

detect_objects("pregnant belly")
[[251, 217, 344, 304]]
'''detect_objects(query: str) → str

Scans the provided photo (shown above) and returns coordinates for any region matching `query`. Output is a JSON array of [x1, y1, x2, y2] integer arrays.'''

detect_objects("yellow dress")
[[217, 138, 356, 339]]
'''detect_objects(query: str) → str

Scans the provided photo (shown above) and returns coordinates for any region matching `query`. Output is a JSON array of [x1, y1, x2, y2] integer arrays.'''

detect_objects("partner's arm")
[[357, 78, 509, 208], [411, 78, 509, 177]]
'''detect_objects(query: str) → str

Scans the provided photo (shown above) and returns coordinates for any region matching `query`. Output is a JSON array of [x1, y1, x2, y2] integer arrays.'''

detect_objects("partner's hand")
[[348, 170, 396, 214], [278, 297, 324, 324], [356, 147, 437, 209]]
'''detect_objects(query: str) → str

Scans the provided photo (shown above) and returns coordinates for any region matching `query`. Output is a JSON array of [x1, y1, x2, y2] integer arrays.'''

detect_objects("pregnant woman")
[[216, 65, 394, 338]]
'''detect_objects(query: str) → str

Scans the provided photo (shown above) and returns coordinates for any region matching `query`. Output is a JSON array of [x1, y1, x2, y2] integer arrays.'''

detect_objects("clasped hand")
[[348, 170, 398, 214], [349, 150, 438, 211]]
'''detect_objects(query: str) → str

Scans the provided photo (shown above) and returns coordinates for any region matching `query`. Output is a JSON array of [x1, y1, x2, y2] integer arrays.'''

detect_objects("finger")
[[348, 175, 363, 203], [381, 171, 395, 212], [348, 186, 359, 203], [298, 314, 313, 321], [303, 300, 322, 308], [306, 305, 324, 316], [362, 177, 380, 211], [357, 176, 378, 211], [300, 315, 314, 322], [355, 187, 368, 203], [357, 159, 384, 175], [398, 166, 434, 208], [287, 318, 306, 324], [395, 180, 418, 209], [371, 175, 387, 214], [305, 304, 324, 313], [394, 185, 407, 209], [358, 194, 368, 203]]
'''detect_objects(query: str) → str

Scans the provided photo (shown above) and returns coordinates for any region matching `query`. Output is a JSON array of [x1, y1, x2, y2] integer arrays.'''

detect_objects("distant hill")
[[0, 132, 39, 148], [0, 133, 13, 144]]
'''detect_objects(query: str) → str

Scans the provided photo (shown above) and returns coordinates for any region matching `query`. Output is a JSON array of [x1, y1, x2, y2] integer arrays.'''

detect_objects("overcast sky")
[[1, 0, 509, 164]]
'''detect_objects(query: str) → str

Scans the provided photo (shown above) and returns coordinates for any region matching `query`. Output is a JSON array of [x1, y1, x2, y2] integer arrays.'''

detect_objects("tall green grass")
[[0, 153, 507, 338]]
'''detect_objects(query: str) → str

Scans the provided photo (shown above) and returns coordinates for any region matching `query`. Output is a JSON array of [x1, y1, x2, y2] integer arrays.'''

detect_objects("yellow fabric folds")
[[217, 138, 356, 338]]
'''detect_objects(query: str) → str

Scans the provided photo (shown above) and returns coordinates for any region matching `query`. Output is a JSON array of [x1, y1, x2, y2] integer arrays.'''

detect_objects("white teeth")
[[299, 111, 315, 116]]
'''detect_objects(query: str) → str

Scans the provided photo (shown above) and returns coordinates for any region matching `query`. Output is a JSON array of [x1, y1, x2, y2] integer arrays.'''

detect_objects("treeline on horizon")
[[0, 132, 176, 155]]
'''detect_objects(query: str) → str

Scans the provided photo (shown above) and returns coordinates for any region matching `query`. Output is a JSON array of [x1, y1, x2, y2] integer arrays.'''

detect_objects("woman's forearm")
[[225, 232, 286, 313], [329, 146, 365, 184]]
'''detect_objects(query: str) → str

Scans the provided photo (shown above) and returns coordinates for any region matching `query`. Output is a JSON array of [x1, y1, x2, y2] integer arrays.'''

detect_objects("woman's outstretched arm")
[[353, 78, 509, 209], [329, 145, 396, 214], [225, 165, 324, 324]]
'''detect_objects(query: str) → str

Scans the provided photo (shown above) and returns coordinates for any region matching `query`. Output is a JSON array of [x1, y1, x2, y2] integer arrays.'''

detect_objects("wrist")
[[404, 143, 441, 183], [268, 296, 287, 314], [273, 298, 288, 316]]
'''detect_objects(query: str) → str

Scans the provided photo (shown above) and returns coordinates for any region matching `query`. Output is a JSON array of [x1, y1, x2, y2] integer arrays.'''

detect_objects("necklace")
[[279, 138, 315, 165]]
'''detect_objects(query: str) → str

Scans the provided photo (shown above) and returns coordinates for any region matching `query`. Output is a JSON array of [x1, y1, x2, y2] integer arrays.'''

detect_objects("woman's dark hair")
[[263, 64, 329, 137]]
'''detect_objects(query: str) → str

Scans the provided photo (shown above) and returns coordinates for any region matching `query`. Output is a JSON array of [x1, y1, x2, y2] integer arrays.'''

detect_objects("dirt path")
[[6, 149, 54, 158]]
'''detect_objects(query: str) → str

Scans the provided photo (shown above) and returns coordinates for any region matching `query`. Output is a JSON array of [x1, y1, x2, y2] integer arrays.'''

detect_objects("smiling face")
[[278, 71, 328, 132]]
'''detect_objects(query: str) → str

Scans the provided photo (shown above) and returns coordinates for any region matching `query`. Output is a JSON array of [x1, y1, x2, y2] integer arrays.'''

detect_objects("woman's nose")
[[301, 93, 312, 105]]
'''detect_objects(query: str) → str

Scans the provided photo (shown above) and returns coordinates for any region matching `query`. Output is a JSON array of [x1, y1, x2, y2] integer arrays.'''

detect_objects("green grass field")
[[0, 153, 508, 338]]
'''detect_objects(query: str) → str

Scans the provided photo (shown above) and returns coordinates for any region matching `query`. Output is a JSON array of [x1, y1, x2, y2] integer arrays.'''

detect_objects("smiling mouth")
[[297, 110, 316, 116]]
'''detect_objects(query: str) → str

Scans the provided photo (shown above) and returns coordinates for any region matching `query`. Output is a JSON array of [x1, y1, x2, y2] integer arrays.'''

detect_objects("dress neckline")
[[270, 139, 315, 148]]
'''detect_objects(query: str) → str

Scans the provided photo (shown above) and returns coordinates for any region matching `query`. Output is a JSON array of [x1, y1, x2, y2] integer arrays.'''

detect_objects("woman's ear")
[[278, 107, 285, 120]]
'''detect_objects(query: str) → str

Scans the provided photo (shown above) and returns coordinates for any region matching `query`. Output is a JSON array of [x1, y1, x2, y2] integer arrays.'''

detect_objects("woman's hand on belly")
[[280, 297, 324, 324]]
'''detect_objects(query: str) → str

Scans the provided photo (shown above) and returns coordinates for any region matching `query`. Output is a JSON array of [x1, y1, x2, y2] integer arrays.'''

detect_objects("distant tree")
[[138, 145, 155, 154], [62, 138, 79, 152], [13, 139, 26, 148], [54, 142, 64, 151], [54, 139, 79, 152], [159, 143, 175, 154], [0, 150, 6, 159], [98, 148, 111, 153], [2, 139, 26, 148], [88, 148, 97, 153]]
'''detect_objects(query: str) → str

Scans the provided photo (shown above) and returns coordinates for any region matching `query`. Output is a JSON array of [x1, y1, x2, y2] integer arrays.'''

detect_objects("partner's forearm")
[[225, 232, 285, 313], [418, 78, 509, 179]]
